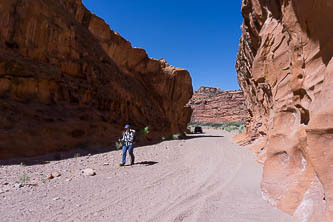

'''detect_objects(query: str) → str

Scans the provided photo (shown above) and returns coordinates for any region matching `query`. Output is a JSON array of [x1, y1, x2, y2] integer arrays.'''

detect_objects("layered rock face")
[[189, 86, 247, 123], [0, 0, 192, 159], [236, 0, 333, 220]]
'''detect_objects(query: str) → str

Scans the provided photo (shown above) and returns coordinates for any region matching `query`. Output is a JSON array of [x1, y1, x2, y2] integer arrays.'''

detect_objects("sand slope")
[[0, 130, 291, 221]]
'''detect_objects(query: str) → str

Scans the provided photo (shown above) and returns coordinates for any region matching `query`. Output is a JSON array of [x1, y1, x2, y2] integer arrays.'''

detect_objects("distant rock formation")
[[0, 0, 192, 159], [237, 0, 333, 220], [189, 86, 247, 123]]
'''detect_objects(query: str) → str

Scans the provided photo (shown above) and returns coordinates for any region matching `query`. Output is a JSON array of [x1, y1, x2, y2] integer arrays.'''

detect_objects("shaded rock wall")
[[0, 0, 192, 159], [236, 0, 333, 220], [189, 86, 247, 123]]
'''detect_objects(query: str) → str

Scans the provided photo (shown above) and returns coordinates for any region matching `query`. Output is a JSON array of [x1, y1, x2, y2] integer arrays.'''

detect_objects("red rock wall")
[[236, 0, 333, 220], [189, 86, 247, 123], [0, 0, 193, 159]]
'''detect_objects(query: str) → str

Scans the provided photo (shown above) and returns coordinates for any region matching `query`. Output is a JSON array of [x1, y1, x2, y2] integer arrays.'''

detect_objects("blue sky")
[[82, 1, 243, 91]]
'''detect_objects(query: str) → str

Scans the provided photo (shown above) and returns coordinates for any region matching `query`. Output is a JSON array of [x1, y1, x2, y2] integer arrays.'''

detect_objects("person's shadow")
[[135, 161, 158, 166]]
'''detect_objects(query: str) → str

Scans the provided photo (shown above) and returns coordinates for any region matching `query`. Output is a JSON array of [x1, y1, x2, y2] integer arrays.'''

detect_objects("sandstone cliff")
[[189, 86, 247, 123], [236, 0, 333, 220], [0, 0, 193, 159]]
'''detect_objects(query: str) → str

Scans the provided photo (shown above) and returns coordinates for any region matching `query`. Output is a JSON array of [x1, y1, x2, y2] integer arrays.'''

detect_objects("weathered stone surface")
[[81, 168, 96, 176], [189, 86, 247, 123], [0, 0, 192, 159], [236, 0, 333, 220]]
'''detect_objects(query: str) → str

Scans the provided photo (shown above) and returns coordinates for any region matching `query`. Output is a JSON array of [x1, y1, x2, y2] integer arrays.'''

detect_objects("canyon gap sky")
[[82, 0, 243, 90]]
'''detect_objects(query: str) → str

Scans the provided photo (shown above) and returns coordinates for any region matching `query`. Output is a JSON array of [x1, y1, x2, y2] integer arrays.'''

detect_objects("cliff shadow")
[[0, 138, 170, 166], [0, 146, 119, 166], [0, 134, 225, 166]]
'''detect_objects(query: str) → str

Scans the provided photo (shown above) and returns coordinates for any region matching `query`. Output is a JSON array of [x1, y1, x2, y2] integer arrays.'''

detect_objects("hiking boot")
[[119, 163, 125, 167]]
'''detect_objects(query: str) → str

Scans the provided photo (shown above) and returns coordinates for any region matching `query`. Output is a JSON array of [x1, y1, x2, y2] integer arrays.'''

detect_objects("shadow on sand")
[[122, 161, 158, 167], [0, 134, 223, 167], [0, 146, 117, 167], [135, 161, 158, 166], [0, 141, 164, 167], [184, 134, 224, 140]]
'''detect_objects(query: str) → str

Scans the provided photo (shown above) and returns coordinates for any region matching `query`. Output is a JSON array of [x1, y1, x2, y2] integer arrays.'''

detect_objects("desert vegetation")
[[188, 121, 246, 134]]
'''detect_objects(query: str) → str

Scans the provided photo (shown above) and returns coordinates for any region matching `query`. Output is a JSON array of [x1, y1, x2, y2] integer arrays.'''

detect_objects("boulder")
[[52, 172, 61, 178], [47, 174, 54, 180], [81, 168, 96, 176]]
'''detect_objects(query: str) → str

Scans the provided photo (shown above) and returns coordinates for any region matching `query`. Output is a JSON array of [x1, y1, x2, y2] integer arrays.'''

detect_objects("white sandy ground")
[[0, 129, 291, 222]]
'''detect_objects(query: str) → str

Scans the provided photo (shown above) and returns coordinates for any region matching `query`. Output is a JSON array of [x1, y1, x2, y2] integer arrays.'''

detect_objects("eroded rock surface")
[[236, 0, 333, 220], [0, 0, 192, 159], [189, 86, 247, 123]]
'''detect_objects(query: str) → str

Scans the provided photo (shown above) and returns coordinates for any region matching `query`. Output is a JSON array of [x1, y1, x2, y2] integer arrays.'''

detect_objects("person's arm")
[[119, 131, 125, 142]]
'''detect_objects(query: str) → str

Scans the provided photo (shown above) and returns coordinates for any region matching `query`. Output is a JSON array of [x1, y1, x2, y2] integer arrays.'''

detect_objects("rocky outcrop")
[[189, 86, 247, 123], [236, 0, 333, 220], [0, 0, 192, 159]]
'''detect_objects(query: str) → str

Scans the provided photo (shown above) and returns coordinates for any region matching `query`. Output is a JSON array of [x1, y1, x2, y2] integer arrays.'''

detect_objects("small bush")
[[188, 121, 246, 133], [115, 142, 123, 150], [172, 134, 180, 140], [19, 173, 30, 184], [238, 125, 246, 134], [136, 126, 150, 142], [143, 126, 149, 135]]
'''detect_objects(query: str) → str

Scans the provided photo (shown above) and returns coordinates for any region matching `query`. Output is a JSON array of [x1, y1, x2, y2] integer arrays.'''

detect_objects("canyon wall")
[[0, 0, 192, 159], [236, 0, 333, 220], [189, 86, 247, 123]]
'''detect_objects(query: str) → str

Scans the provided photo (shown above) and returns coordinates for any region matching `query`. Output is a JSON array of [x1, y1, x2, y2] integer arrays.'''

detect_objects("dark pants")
[[121, 145, 134, 165]]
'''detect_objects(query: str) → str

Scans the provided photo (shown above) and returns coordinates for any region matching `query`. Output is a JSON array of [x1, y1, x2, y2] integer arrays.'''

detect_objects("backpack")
[[130, 129, 136, 143]]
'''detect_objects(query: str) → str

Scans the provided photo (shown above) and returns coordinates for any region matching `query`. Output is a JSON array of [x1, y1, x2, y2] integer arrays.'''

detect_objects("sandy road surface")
[[0, 130, 291, 222]]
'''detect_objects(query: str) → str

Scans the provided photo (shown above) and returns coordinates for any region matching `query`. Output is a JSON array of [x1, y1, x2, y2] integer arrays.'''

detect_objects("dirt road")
[[0, 130, 291, 222]]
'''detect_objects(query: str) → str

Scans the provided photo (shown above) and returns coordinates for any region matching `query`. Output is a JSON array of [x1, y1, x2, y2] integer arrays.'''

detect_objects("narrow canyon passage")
[[3, 0, 333, 220], [0, 130, 290, 222]]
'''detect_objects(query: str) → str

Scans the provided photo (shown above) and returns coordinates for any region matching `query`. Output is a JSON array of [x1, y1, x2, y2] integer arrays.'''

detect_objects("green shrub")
[[238, 125, 246, 134], [19, 173, 30, 184], [172, 134, 180, 140], [136, 126, 150, 142], [115, 142, 123, 150], [143, 126, 149, 135], [188, 121, 245, 133]]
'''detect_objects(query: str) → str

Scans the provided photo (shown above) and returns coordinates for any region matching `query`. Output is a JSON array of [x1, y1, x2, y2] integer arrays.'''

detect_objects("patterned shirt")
[[121, 130, 135, 146]]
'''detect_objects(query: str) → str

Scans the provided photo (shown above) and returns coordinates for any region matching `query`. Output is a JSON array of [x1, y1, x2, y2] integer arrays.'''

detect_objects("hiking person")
[[119, 124, 135, 166]]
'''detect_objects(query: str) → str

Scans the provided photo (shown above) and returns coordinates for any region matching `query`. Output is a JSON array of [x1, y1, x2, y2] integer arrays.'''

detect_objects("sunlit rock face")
[[189, 86, 247, 123], [236, 0, 333, 220], [0, 0, 193, 159]]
